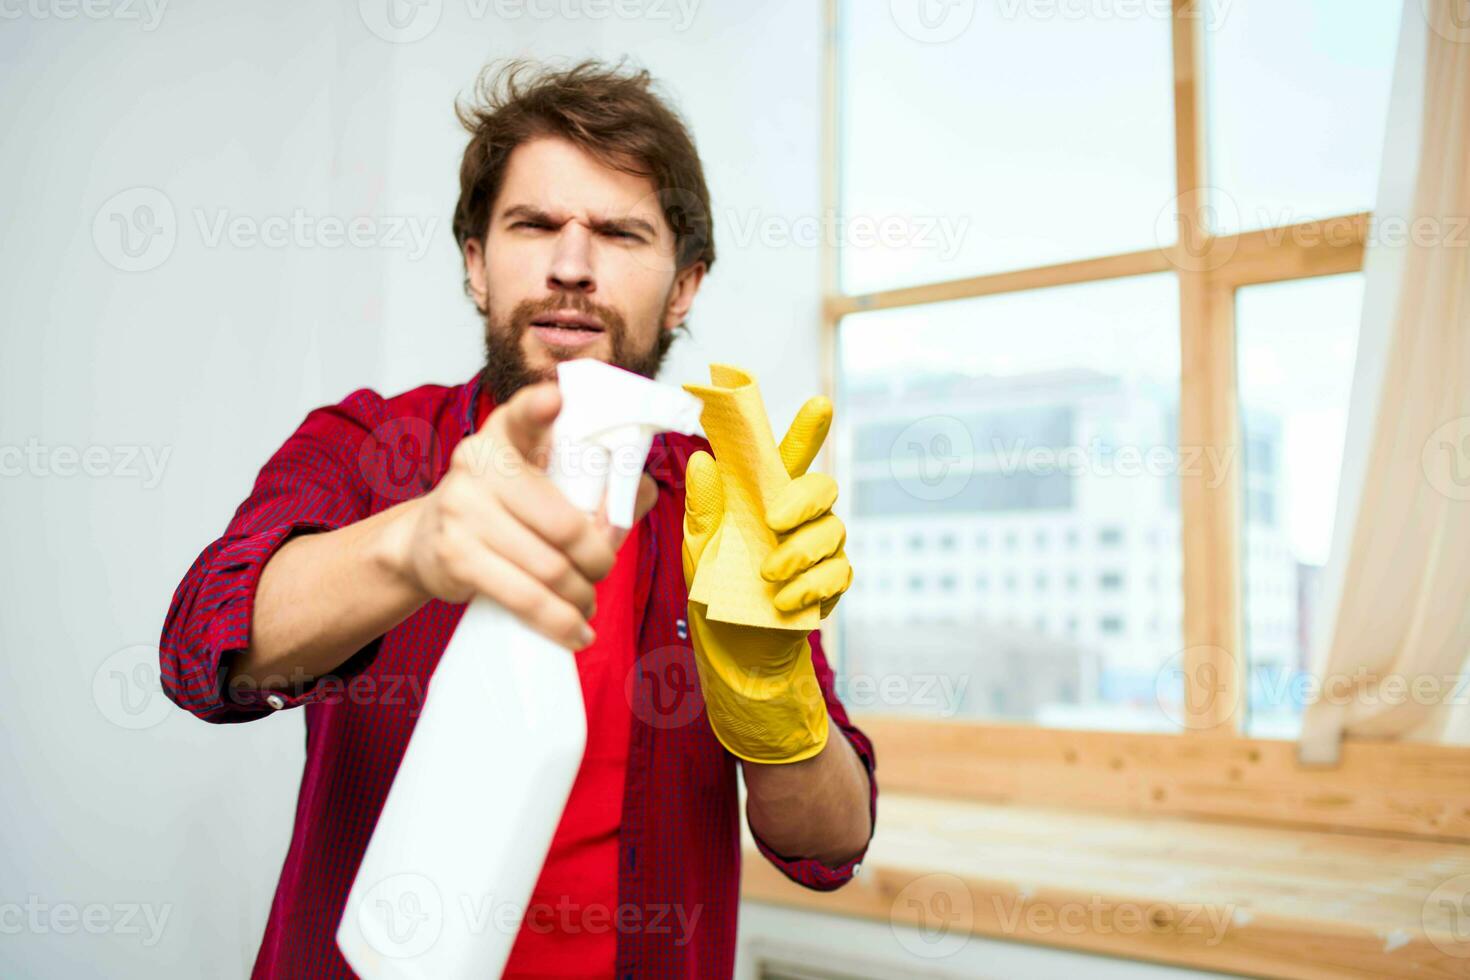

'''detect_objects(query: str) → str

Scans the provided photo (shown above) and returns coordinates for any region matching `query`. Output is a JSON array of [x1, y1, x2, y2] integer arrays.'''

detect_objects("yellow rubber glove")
[[681, 365, 855, 764]]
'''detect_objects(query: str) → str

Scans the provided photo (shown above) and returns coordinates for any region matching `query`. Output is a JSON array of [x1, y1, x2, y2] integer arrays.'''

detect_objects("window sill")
[[742, 792, 1470, 979]]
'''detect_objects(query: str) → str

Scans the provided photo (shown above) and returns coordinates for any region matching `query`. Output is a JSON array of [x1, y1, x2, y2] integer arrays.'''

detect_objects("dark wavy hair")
[[452, 59, 716, 290]]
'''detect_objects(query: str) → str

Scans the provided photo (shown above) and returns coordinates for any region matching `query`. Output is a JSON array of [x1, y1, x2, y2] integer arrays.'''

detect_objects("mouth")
[[529, 310, 606, 350]]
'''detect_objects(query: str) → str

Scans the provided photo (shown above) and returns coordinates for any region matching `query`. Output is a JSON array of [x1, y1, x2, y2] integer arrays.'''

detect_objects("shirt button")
[[265, 693, 286, 710]]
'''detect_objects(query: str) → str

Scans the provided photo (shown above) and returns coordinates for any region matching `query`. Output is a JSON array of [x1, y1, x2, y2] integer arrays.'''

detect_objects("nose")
[[547, 222, 595, 294]]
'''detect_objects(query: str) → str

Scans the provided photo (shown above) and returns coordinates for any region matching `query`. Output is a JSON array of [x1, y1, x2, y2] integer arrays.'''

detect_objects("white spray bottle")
[[337, 359, 703, 979]]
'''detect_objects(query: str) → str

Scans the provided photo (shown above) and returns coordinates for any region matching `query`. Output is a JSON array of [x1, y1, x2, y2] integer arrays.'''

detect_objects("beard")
[[482, 291, 678, 406]]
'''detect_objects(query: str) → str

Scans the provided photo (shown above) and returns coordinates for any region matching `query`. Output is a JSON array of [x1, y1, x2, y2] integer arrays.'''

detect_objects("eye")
[[511, 220, 551, 231]]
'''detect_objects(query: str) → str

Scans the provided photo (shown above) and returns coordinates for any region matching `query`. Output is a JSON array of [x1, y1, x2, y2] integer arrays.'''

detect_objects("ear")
[[661, 261, 707, 331], [463, 236, 489, 312]]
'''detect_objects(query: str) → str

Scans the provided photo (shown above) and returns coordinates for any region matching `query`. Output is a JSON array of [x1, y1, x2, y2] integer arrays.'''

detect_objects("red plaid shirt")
[[159, 370, 877, 979]]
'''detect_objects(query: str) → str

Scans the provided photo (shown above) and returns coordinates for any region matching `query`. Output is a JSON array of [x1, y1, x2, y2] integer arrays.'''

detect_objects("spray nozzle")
[[548, 359, 704, 527]]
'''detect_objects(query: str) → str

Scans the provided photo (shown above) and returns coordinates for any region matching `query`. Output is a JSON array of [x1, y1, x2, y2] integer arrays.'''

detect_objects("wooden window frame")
[[821, 0, 1470, 841]]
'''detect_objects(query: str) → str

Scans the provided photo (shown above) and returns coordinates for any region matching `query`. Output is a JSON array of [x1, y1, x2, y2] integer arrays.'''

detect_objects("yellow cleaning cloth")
[[680, 364, 855, 763], [682, 365, 820, 632]]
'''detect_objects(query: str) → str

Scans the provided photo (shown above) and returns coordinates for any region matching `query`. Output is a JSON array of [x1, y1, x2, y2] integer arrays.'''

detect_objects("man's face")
[[463, 136, 705, 404]]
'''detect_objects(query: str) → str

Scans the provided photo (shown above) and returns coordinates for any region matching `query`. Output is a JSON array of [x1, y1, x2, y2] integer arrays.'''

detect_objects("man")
[[160, 60, 875, 979]]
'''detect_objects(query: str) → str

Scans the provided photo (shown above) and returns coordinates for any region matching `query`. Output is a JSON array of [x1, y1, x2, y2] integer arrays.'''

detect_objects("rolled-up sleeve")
[[159, 395, 384, 724], [749, 627, 878, 891]]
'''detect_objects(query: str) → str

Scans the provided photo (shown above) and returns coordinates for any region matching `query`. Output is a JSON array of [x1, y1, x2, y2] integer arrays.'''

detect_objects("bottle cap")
[[549, 359, 704, 527]]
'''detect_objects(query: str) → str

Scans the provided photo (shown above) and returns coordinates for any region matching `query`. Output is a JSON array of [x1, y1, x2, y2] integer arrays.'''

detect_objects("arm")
[[235, 382, 661, 690], [742, 626, 877, 879], [676, 389, 876, 884], [221, 502, 430, 692], [163, 382, 643, 718], [743, 726, 872, 868]]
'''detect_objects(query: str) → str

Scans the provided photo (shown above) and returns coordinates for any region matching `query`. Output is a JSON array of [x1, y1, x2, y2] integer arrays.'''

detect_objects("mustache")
[[481, 290, 679, 407], [507, 293, 627, 339]]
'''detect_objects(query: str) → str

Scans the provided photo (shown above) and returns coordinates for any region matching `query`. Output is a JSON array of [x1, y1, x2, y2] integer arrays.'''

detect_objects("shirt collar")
[[454, 368, 485, 438]]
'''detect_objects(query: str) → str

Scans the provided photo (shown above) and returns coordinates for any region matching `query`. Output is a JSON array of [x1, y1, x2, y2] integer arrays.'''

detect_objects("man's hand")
[[396, 381, 655, 651], [755, 398, 853, 620], [680, 396, 854, 764], [234, 381, 658, 693]]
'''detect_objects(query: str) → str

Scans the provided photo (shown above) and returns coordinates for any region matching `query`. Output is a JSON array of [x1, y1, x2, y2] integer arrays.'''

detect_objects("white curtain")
[[1299, 0, 1470, 762]]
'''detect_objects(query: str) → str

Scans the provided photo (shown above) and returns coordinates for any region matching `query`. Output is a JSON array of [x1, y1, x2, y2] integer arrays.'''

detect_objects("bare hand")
[[397, 381, 655, 650]]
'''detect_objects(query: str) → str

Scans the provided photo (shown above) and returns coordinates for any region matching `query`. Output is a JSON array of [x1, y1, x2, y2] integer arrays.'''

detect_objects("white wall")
[[0, 2, 824, 975]]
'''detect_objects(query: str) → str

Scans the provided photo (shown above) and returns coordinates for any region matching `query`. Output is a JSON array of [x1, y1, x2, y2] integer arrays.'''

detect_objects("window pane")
[[839, 3, 1176, 293], [1205, 0, 1400, 234], [835, 274, 1186, 731], [1236, 274, 1363, 737]]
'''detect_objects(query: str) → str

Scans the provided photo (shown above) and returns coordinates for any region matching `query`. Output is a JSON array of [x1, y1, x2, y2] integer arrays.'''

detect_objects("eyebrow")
[[499, 204, 658, 240]]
